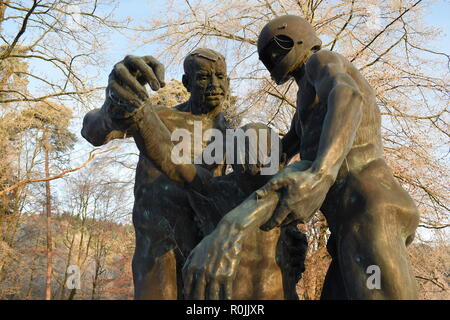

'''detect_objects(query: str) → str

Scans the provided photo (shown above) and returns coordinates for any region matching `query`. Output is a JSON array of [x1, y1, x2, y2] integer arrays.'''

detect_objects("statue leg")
[[320, 235, 348, 299], [277, 224, 308, 300], [332, 159, 419, 299], [132, 229, 178, 300]]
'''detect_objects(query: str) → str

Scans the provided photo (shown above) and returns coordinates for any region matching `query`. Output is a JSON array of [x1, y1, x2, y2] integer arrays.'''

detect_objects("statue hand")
[[256, 160, 332, 230], [106, 55, 165, 119], [182, 223, 242, 300]]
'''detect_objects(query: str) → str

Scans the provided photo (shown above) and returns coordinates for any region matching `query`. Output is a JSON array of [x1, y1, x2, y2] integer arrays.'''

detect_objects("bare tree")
[[0, 0, 131, 108]]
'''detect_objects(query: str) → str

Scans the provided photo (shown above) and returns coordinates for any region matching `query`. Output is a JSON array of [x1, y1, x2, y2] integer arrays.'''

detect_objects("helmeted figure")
[[257, 15, 322, 85], [183, 15, 420, 300]]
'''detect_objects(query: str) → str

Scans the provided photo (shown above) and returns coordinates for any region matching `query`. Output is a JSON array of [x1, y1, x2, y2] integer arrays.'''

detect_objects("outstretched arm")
[[182, 191, 279, 299], [182, 160, 312, 300], [81, 99, 134, 147], [81, 55, 166, 146], [82, 55, 211, 190]]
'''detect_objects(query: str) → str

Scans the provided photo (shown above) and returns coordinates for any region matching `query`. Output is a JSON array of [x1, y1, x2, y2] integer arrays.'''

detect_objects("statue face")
[[186, 56, 229, 114], [259, 36, 293, 73], [260, 35, 310, 85]]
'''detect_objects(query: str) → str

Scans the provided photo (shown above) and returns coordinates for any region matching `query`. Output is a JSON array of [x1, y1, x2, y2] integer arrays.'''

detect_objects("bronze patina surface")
[[82, 48, 306, 299], [182, 16, 420, 300]]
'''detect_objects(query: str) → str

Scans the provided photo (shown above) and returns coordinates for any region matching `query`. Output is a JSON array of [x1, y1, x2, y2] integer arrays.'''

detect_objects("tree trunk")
[[44, 134, 53, 300], [26, 237, 40, 299], [59, 231, 76, 300]]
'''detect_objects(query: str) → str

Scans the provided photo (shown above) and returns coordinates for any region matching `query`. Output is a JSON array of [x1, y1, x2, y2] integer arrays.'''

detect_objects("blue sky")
[[424, 1, 450, 56], [107, 0, 450, 77], [5, 0, 448, 103]]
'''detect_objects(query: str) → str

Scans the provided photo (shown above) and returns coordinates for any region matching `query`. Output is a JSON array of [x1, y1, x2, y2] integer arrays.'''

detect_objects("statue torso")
[[295, 55, 383, 179], [133, 105, 228, 213]]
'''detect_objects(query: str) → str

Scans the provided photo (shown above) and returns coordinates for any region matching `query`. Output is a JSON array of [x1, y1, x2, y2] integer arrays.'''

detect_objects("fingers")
[[124, 55, 160, 91], [260, 198, 291, 231], [107, 78, 142, 111], [206, 277, 233, 300], [142, 56, 166, 88], [124, 55, 165, 91], [206, 280, 220, 300], [222, 279, 233, 300], [107, 54, 167, 114], [187, 276, 231, 300], [113, 63, 148, 100], [192, 273, 206, 300], [182, 266, 194, 299], [256, 176, 290, 199], [182, 261, 207, 300]]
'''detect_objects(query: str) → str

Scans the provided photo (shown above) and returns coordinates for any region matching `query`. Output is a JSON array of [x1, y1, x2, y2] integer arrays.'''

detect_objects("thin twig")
[[0, 145, 119, 196]]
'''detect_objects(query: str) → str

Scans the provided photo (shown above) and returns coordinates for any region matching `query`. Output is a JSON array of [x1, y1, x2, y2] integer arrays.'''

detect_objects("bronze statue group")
[[82, 15, 419, 300]]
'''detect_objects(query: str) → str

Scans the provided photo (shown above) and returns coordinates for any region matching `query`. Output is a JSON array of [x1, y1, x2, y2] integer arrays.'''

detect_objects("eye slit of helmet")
[[260, 35, 294, 71], [311, 45, 321, 52], [273, 34, 294, 50]]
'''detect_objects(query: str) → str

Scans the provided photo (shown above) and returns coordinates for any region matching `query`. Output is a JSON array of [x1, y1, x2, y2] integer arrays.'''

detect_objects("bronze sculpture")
[[82, 49, 231, 299], [182, 15, 420, 300], [136, 108, 307, 298], [81, 48, 306, 299]]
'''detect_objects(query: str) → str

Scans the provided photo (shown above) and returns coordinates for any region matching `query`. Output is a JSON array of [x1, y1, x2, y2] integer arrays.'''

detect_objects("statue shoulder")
[[305, 50, 359, 88], [306, 50, 346, 75], [310, 50, 347, 64]]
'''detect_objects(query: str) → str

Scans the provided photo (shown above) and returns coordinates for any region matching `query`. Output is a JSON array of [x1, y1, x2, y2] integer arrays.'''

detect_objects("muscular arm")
[[256, 51, 364, 230], [81, 99, 134, 147], [82, 55, 166, 146], [305, 51, 363, 183], [134, 102, 210, 187], [81, 97, 209, 191], [182, 160, 313, 299]]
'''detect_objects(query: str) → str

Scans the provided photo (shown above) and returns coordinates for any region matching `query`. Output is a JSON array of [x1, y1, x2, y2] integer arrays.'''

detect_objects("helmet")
[[257, 15, 322, 85]]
